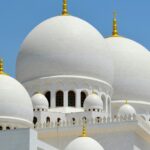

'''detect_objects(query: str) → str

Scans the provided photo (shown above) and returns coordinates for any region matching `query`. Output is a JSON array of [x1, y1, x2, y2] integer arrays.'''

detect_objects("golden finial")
[[0, 59, 8, 75], [92, 90, 98, 95], [62, 0, 69, 16], [0, 59, 4, 74], [81, 122, 87, 137], [112, 11, 119, 37], [125, 100, 128, 104]]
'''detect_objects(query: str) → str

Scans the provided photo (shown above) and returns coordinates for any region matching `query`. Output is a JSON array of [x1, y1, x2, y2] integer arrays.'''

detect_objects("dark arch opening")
[[68, 91, 76, 107], [82, 116, 87, 123], [81, 91, 87, 107], [45, 91, 51, 108], [0, 126, 3, 130], [57, 118, 61, 123], [33, 117, 37, 125], [56, 91, 64, 107], [72, 118, 76, 125], [6, 127, 10, 130], [46, 117, 50, 123], [72, 118, 76, 122], [96, 117, 100, 123]]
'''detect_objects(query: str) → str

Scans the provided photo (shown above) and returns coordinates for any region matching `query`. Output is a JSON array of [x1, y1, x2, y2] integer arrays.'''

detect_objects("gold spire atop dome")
[[92, 90, 97, 95], [0, 59, 4, 74], [125, 100, 128, 104], [0, 59, 8, 75], [62, 0, 69, 16], [112, 11, 119, 37], [81, 122, 87, 137]]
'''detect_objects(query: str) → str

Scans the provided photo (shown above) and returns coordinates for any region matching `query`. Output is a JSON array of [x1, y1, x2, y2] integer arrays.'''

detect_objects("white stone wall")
[[36, 119, 150, 150], [0, 128, 58, 150], [0, 128, 36, 150]]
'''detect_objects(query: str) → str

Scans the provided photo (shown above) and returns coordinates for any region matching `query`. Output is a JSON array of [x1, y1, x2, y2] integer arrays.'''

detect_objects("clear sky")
[[0, 0, 150, 77]]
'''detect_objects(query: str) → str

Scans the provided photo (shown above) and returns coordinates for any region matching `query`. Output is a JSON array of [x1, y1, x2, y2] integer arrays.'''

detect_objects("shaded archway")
[[33, 117, 37, 125], [46, 117, 50, 123], [6, 127, 10, 130], [0, 126, 3, 130], [81, 91, 87, 107], [68, 91, 76, 107], [101, 94, 106, 112], [45, 91, 51, 108], [82, 116, 87, 124], [56, 91, 64, 107], [57, 118, 61, 123], [72, 118, 76, 125]]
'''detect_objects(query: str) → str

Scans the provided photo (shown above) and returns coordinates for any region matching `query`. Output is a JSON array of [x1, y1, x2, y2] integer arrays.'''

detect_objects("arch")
[[57, 118, 61, 123], [81, 91, 87, 107], [72, 118, 76, 122], [101, 94, 106, 111], [33, 117, 37, 125], [82, 116, 87, 122], [0, 126, 3, 130], [96, 117, 100, 123], [6, 127, 10, 130], [68, 91, 76, 107], [141, 115, 146, 121], [46, 117, 50, 123], [45, 91, 51, 108], [72, 118, 76, 125], [56, 91, 64, 107]]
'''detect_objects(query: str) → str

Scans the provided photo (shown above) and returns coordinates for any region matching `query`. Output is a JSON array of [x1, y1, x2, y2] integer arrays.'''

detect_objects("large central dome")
[[16, 15, 113, 84]]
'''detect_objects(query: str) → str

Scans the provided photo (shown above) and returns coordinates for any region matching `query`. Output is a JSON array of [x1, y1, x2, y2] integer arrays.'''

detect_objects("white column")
[[51, 90, 56, 108], [109, 99, 112, 117], [76, 90, 81, 108], [64, 90, 68, 107], [105, 98, 108, 113]]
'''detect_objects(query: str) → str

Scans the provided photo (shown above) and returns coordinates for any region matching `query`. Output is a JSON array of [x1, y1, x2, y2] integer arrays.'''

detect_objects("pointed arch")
[[68, 90, 76, 107], [81, 91, 87, 107], [45, 91, 51, 108], [33, 117, 37, 125], [46, 117, 50, 123], [0, 126, 3, 130], [56, 91, 64, 107]]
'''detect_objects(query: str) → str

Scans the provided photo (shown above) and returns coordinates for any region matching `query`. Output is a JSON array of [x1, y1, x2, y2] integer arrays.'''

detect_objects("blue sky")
[[0, 0, 150, 77]]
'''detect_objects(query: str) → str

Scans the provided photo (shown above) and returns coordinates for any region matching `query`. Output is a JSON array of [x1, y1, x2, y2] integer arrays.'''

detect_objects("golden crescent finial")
[[112, 11, 119, 37], [81, 121, 87, 137], [62, 0, 69, 16], [125, 100, 128, 104], [92, 90, 97, 95], [0, 59, 4, 74], [0, 59, 8, 75]]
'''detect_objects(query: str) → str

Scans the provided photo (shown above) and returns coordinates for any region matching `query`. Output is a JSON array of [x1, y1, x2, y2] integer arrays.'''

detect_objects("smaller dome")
[[31, 93, 48, 110], [65, 137, 104, 150], [84, 94, 103, 110], [0, 59, 33, 128], [0, 74, 33, 128], [118, 102, 136, 116]]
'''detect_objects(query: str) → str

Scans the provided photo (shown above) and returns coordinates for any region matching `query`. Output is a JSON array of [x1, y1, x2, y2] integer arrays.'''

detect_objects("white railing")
[[34, 115, 136, 129]]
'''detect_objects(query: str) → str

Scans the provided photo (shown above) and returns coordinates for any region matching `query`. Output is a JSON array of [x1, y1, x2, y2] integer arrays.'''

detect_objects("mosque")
[[0, 1, 150, 150]]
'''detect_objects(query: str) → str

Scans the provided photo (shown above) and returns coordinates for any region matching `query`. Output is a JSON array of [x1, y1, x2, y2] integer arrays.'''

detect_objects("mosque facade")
[[0, 1, 150, 150]]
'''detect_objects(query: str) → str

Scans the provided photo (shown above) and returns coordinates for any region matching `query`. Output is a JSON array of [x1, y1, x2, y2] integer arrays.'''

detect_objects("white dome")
[[0, 74, 33, 127], [65, 137, 104, 150], [84, 94, 103, 110], [118, 103, 136, 116], [105, 36, 150, 101], [16, 15, 113, 85], [31, 93, 48, 110]]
